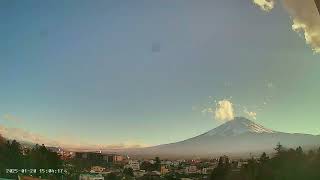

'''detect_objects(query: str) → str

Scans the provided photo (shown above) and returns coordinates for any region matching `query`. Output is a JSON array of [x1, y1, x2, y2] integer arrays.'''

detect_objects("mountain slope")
[[130, 117, 320, 158]]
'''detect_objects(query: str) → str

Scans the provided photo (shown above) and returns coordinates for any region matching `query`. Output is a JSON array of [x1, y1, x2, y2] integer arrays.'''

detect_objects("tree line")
[[210, 143, 320, 180]]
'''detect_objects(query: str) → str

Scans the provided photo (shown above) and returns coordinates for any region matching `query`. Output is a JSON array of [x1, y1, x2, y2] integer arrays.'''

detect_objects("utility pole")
[[316, 0, 320, 15]]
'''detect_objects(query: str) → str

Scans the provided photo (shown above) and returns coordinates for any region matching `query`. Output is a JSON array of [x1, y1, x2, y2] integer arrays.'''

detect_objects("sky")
[[0, 0, 320, 148]]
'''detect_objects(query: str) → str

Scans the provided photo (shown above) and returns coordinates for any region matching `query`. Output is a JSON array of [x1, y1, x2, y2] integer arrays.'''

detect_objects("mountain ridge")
[[127, 117, 320, 158]]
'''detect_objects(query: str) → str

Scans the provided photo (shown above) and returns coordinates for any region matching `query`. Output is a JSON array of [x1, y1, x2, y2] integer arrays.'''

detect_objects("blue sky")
[[0, 0, 320, 147]]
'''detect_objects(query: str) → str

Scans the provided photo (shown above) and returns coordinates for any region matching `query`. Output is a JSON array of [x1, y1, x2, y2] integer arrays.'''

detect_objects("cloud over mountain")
[[244, 108, 257, 120], [215, 100, 234, 122]]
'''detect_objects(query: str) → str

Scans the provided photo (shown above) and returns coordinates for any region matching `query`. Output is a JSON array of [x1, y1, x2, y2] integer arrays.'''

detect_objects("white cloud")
[[244, 108, 257, 120], [253, 0, 275, 12], [214, 100, 235, 122], [253, 0, 320, 53]]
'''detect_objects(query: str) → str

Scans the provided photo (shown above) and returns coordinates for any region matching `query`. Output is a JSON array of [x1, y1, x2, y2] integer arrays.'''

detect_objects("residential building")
[[160, 165, 169, 175], [127, 160, 140, 171], [185, 165, 197, 174], [75, 152, 123, 163]]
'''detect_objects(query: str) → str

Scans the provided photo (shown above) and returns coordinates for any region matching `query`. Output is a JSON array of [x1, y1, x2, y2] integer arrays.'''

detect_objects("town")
[[0, 138, 253, 180], [58, 149, 249, 180], [10, 145, 251, 180]]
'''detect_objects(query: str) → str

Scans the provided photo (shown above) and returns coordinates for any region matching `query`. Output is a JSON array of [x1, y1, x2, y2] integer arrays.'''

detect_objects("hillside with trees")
[[210, 143, 320, 180], [0, 134, 63, 179]]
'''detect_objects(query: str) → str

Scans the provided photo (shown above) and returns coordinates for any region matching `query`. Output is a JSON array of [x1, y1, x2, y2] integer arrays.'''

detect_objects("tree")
[[123, 167, 134, 177], [259, 152, 269, 164], [210, 156, 231, 180], [0, 134, 5, 145], [274, 142, 284, 155], [241, 158, 258, 180], [240, 145, 320, 180], [0, 139, 24, 178], [27, 144, 62, 170], [5, 140, 23, 168], [154, 157, 161, 171], [140, 161, 154, 171], [296, 146, 303, 155], [0, 134, 7, 176], [106, 172, 119, 180]]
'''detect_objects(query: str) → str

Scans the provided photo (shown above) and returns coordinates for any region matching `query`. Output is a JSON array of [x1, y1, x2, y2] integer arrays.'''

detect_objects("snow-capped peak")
[[205, 117, 275, 136]]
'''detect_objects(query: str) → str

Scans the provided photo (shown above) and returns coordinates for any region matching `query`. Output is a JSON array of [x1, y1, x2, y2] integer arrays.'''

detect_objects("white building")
[[185, 165, 197, 174], [79, 174, 104, 180], [237, 161, 248, 169], [128, 160, 140, 171], [149, 159, 155, 164]]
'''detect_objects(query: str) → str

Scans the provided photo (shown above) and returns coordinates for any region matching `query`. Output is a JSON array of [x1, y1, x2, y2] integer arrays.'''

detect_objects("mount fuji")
[[130, 117, 320, 158]]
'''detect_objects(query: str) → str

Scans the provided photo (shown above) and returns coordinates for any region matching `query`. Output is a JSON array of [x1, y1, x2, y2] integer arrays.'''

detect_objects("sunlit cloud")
[[201, 96, 266, 122], [253, 0, 320, 54], [244, 108, 258, 120], [253, 0, 275, 12], [214, 100, 235, 122], [202, 98, 240, 122], [0, 125, 148, 150]]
